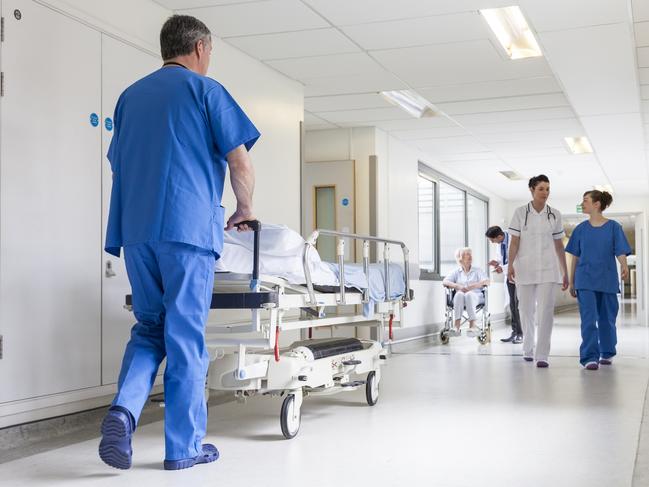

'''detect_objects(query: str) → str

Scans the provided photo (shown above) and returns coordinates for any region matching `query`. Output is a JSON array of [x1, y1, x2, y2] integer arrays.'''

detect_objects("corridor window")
[[467, 195, 489, 271], [418, 176, 436, 273], [439, 182, 466, 275], [418, 162, 489, 279]]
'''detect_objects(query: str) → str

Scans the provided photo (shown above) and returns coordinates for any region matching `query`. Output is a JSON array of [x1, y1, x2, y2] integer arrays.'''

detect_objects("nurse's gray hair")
[[455, 247, 472, 265], [160, 15, 211, 61]]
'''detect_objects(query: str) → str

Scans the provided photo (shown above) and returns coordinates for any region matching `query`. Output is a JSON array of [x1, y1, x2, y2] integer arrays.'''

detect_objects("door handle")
[[105, 260, 116, 278]]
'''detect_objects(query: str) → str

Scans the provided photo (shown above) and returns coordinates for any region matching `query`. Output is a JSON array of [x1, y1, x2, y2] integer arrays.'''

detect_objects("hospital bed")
[[125, 222, 413, 439]]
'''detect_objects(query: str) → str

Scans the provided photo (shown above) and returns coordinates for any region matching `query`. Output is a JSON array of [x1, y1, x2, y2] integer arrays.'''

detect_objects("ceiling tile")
[[155, 0, 264, 8], [305, 93, 392, 112], [181, 0, 328, 38], [633, 0, 649, 22], [391, 126, 469, 140], [437, 94, 568, 116], [413, 136, 488, 155], [303, 72, 408, 97], [267, 53, 385, 81], [224, 29, 360, 60], [302, 0, 513, 25], [468, 118, 584, 135], [611, 179, 649, 194], [418, 77, 562, 104], [475, 130, 582, 145], [315, 107, 413, 124], [520, 0, 630, 33], [369, 117, 458, 131], [581, 113, 648, 180], [454, 107, 576, 126], [340, 12, 487, 50], [539, 24, 641, 115], [439, 152, 501, 162], [372, 40, 552, 87]]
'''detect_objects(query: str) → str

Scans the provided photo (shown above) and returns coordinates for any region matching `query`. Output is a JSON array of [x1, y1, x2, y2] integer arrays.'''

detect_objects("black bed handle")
[[235, 220, 261, 281]]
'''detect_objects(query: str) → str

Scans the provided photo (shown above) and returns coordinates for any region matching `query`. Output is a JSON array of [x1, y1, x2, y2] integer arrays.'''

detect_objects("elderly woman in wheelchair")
[[442, 247, 490, 342]]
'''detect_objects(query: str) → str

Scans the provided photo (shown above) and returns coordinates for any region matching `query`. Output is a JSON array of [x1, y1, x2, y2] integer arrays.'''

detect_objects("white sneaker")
[[466, 327, 480, 338]]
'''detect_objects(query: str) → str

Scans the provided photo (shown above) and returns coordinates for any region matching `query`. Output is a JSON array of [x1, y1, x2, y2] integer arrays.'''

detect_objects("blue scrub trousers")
[[577, 290, 618, 365], [112, 241, 215, 460]]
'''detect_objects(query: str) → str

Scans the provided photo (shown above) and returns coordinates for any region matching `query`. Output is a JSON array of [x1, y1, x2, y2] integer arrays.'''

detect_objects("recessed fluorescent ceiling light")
[[564, 136, 593, 154], [500, 170, 525, 180], [380, 90, 438, 118], [480, 6, 542, 60]]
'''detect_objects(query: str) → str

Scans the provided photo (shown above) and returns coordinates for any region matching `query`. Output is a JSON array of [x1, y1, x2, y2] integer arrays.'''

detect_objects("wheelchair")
[[440, 286, 491, 345]]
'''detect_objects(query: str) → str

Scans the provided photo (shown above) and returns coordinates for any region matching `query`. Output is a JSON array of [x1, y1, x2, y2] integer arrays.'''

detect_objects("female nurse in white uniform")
[[507, 175, 569, 368]]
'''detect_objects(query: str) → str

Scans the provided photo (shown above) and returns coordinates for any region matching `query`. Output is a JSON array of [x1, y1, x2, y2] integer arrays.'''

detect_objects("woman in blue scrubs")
[[566, 190, 631, 370]]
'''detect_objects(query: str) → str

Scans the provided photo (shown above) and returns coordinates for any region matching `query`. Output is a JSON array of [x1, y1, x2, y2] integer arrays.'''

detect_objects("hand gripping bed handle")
[[235, 220, 261, 290]]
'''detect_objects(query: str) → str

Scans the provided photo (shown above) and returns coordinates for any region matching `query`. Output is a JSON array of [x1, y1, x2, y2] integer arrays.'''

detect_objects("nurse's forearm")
[[554, 239, 568, 275], [227, 145, 255, 212], [508, 236, 520, 264], [569, 256, 578, 284]]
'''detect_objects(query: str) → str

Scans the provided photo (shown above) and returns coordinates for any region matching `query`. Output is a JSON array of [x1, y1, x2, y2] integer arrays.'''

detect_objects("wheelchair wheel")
[[477, 328, 491, 345], [440, 330, 450, 345]]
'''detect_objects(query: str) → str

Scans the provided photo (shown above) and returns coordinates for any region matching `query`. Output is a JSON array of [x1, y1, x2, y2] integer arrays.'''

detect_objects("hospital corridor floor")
[[2, 306, 649, 487]]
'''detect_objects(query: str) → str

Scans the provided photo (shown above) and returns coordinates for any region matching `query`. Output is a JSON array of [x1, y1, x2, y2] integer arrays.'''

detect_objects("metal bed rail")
[[302, 229, 411, 307]]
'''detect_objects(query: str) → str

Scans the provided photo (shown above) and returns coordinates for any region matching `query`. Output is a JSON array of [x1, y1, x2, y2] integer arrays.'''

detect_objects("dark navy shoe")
[[523, 356, 534, 362], [536, 360, 550, 368], [164, 443, 220, 471], [99, 409, 133, 470]]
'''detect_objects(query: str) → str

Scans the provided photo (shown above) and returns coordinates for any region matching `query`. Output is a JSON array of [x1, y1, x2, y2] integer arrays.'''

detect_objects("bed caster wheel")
[[365, 371, 379, 406], [440, 330, 450, 345], [280, 394, 301, 439]]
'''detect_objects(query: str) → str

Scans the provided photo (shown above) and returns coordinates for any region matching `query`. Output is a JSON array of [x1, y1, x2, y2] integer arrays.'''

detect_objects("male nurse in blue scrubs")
[[99, 15, 260, 471]]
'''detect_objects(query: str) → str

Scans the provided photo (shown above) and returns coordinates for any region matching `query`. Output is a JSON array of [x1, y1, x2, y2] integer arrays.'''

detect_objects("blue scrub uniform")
[[105, 66, 260, 460], [565, 220, 631, 365]]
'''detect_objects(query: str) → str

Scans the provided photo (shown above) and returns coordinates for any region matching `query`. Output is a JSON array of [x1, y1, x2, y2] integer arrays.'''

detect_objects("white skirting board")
[[0, 379, 163, 429]]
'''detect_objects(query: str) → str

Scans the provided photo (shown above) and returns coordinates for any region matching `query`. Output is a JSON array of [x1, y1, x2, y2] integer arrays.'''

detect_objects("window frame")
[[417, 162, 490, 280]]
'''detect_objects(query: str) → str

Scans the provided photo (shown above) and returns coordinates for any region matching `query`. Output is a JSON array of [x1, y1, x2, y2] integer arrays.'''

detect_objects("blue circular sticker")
[[341, 198, 349, 207], [105, 117, 113, 131], [89, 113, 99, 127]]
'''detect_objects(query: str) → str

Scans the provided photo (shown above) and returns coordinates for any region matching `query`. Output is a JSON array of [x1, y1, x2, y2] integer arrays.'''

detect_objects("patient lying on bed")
[[215, 223, 405, 316]]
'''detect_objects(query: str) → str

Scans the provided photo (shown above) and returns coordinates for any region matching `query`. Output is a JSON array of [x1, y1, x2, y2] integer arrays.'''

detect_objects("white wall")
[[38, 0, 168, 53], [305, 128, 511, 333], [213, 39, 303, 232]]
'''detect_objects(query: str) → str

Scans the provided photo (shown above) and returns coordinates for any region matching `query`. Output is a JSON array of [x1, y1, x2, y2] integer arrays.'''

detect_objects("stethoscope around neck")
[[523, 202, 556, 229]]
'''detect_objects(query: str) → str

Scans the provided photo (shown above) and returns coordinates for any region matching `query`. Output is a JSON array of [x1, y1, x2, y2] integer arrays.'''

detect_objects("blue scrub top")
[[105, 66, 260, 258], [565, 220, 631, 293]]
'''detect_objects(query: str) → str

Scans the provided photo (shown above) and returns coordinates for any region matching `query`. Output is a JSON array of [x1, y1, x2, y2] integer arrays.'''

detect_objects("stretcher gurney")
[[125, 221, 413, 439]]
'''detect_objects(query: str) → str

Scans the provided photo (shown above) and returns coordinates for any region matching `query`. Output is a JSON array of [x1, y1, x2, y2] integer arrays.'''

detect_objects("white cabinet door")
[[0, 0, 102, 402], [100, 35, 160, 385]]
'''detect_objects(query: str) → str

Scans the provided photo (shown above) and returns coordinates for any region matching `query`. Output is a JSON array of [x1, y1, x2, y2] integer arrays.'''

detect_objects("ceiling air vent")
[[499, 170, 525, 181]]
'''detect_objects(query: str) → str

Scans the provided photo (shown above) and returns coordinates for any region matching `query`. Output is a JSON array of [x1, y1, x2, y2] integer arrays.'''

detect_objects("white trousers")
[[453, 292, 483, 321], [516, 283, 558, 361]]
